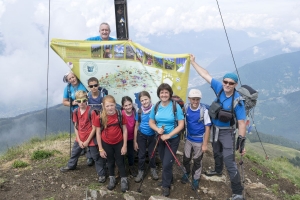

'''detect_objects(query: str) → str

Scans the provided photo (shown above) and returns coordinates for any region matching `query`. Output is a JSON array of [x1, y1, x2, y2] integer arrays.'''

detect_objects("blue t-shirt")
[[63, 83, 87, 111], [87, 91, 106, 110], [135, 109, 155, 136], [86, 36, 117, 41], [211, 78, 246, 127], [149, 101, 184, 138], [186, 104, 211, 143]]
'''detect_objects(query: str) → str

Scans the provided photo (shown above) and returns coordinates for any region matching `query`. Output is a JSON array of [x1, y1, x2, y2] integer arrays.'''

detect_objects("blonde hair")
[[101, 95, 116, 129], [75, 90, 87, 99]]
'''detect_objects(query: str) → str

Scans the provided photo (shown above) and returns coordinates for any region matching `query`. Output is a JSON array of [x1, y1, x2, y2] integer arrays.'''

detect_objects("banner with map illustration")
[[51, 39, 190, 106]]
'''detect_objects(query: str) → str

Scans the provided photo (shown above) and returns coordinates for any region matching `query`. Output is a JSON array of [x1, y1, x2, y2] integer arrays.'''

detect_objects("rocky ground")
[[0, 138, 299, 200]]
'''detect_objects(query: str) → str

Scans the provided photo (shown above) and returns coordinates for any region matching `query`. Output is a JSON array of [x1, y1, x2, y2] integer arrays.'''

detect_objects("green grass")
[[246, 147, 300, 188], [248, 142, 300, 160], [0, 132, 71, 163], [250, 167, 263, 177], [12, 160, 29, 168]]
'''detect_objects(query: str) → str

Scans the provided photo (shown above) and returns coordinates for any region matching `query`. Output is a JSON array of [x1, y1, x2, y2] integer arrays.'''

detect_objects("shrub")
[[12, 160, 29, 168], [31, 150, 54, 160]]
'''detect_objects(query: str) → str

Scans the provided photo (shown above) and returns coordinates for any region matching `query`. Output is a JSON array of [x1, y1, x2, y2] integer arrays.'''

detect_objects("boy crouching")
[[60, 90, 105, 183]]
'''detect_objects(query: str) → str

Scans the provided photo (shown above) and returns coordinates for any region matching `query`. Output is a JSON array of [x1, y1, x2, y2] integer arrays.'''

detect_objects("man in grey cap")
[[190, 54, 247, 200], [181, 89, 211, 191]]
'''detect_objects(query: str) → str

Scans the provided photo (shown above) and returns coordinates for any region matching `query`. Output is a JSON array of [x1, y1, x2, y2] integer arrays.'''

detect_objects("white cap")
[[188, 89, 202, 98]]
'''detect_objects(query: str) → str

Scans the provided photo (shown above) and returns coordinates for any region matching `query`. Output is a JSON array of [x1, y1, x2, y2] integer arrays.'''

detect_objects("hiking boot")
[[150, 168, 158, 180], [107, 176, 116, 190], [60, 166, 75, 172], [157, 177, 174, 187], [162, 187, 170, 197], [191, 179, 199, 190], [98, 176, 106, 183], [205, 169, 222, 176], [121, 177, 129, 193], [134, 170, 144, 183], [230, 194, 244, 200], [87, 158, 94, 166], [181, 173, 189, 184], [129, 166, 137, 177]]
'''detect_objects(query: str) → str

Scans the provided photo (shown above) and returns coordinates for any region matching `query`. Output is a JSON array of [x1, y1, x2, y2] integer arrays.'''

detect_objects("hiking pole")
[[164, 140, 201, 200], [137, 134, 161, 193], [239, 155, 245, 199]]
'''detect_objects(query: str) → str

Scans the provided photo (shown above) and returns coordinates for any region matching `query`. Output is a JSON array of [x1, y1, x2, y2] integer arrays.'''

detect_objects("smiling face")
[[67, 73, 78, 86], [188, 97, 201, 110], [159, 89, 171, 103], [99, 24, 111, 40], [222, 78, 237, 94], [140, 95, 151, 108], [123, 100, 133, 114]]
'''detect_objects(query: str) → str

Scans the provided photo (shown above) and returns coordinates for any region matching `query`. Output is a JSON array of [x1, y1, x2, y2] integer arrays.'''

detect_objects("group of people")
[[59, 22, 247, 200]]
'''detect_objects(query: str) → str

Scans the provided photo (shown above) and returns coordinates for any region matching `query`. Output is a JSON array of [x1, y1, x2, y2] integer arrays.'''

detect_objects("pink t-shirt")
[[122, 110, 135, 141]]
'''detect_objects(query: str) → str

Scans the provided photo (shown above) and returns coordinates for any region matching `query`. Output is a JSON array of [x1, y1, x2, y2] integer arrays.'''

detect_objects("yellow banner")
[[51, 39, 190, 105]]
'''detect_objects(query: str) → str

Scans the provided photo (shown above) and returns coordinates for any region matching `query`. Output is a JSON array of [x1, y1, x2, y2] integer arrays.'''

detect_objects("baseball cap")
[[188, 89, 202, 98]]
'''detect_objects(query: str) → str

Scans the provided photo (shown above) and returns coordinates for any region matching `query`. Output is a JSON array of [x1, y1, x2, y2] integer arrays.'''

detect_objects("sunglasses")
[[223, 80, 236, 86], [88, 84, 99, 88], [75, 98, 87, 103]]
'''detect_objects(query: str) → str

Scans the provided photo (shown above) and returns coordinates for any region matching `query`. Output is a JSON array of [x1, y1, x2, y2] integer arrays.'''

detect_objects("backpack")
[[235, 85, 258, 116]]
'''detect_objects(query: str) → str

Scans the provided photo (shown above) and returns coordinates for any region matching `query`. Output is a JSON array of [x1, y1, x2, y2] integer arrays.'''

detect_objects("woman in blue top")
[[134, 91, 158, 183], [149, 83, 184, 197], [62, 71, 87, 111]]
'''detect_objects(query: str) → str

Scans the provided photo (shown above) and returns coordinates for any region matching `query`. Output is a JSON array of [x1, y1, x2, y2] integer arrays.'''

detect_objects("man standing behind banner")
[[83, 22, 116, 167], [190, 54, 246, 200], [86, 22, 117, 41]]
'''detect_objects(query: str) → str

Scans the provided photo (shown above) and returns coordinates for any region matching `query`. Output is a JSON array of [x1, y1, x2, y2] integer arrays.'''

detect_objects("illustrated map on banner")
[[50, 39, 190, 106]]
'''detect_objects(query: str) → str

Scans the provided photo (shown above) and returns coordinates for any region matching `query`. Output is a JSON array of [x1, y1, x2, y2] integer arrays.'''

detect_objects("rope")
[[45, 0, 51, 139], [215, 0, 268, 158]]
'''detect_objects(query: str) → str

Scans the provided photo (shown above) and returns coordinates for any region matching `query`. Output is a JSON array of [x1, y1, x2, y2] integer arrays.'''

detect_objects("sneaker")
[[181, 173, 189, 184], [162, 187, 170, 197], [129, 166, 137, 177], [98, 176, 106, 183], [150, 168, 158, 180], [87, 158, 94, 166], [134, 170, 144, 183], [191, 179, 199, 190], [60, 166, 75, 172], [121, 177, 128, 193], [230, 194, 244, 200], [205, 169, 222, 176], [107, 176, 116, 190]]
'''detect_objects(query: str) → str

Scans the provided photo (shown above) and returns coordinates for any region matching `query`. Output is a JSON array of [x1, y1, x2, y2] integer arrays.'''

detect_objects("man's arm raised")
[[190, 54, 212, 84]]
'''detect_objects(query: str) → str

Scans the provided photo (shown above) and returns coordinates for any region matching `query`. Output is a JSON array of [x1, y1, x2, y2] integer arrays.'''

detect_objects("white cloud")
[[270, 30, 300, 48]]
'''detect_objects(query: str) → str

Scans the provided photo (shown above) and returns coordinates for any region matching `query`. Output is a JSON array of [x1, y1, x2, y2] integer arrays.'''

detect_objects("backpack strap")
[[116, 109, 123, 131], [73, 108, 79, 130], [138, 108, 142, 123], [199, 103, 206, 123]]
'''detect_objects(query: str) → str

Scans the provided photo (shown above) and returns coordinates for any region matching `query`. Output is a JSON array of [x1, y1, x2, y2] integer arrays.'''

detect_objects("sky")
[[0, 0, 299, 117]]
